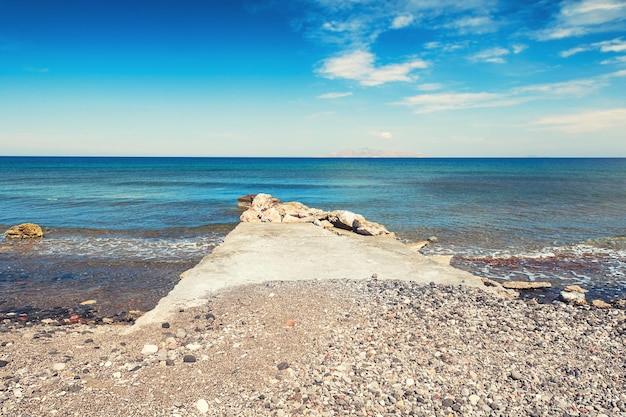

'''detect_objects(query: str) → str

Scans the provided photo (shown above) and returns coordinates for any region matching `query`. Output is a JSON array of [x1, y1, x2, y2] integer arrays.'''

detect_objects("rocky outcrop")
[[238, 194, 394, 237], [4, 223, 44, 239]]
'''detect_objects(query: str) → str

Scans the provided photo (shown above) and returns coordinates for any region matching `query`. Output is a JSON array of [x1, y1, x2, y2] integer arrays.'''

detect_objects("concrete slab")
[[129, 223, 488, 331]]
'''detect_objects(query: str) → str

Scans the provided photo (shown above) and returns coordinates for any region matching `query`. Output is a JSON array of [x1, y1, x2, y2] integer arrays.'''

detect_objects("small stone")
[[442, 398, 454, 408], [166, 359, 175, 366], [405, 378, 415, 387], [510, 370, 523, 381], [285, 320, 295, 327], [183, 355, 196, 363], [112, 371, 121, 379], [102, 318, 114, 324], [186, 343, 202, 351], [67, 385, 82, 393], [141, 344, 159, 355], [175, 329, 187, 339], [277, 362, 290, 371], [79, 300, 97, 306], [128, 365, 141, 372], [196, 399, 209, 414], [469, 395, 480, 406], [161, 322, 170, 329], [53, 362, 66, 371], [0, 360, 8, 368]]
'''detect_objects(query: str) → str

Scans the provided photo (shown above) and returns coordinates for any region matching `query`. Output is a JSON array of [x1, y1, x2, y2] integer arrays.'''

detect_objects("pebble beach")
[[1, 278, 625, 417]]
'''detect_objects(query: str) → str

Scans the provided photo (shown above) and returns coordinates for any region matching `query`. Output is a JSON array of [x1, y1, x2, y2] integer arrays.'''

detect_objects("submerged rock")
[[4, 223, 44, 239], [502, 281, 552, 290], [560, 290, 586, 305]]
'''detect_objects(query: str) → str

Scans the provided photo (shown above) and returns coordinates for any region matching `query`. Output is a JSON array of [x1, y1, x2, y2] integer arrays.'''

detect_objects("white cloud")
[[446, 15, 497, 34], [317, 50, 428, 86], [317, 92, 354, 99], [601, 55, 626, 64], [560, 37, 626, 57], [513, 78, 607, 97], [469, 47, 510, 64], [395, 73, 616, 113], [379, 131, 393, 139], [416, 83, 444, 91], [394, 92, 518, 113], [391, 14, 415, 29], [511, 44, 528, 54], [530, 108, 626, 133], [538, 0, 626, 40]]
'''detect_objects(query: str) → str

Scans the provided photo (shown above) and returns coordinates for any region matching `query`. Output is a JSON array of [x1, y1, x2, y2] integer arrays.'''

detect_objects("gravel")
[[0, 278, 624, 416]]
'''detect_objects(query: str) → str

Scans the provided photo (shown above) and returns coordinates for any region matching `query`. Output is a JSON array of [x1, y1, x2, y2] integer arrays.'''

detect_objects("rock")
[[161, 322, 170, 329], [406, 241, 429, 251], [179, 269, 192, 279], [592, 299, 611, 309], [175, 329, 187, 339], [237, 194, 257, 209], [560, 291, 586, 305], [53, 362, 66, 371], [502, 281, 552, 290], [102, 318, 114, 324], [564, 285, 588, 293], [326, 210, 360, 230], [276, 362, 289, 370], [285, 320, 295, 327], [4, 223, 44, 239], [196, 398, 209, 414], [79, 300, 97, 305], [260, 207, 282, 223], [0, 360, 8, 367], [509, 370, 523, 380], [353, 217, 392, 236], [141, 344, 159, 355], [183, 355, 196, 363], [469, 395, 480, 406]]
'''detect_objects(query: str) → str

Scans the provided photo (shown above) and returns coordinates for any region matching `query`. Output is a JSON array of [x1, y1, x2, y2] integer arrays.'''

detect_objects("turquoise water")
[[1, 157, 625, 316]]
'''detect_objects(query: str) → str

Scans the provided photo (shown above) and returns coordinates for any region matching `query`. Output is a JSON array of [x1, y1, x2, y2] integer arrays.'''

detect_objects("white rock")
[[53, 363, 66, 371], [112, 372, 121, 379], [405, 378, 415, 387], [196, 399, 209, 414], [141, 344, 159, 355], [186, 343, 202, 351], [469, 395, 480, 406]]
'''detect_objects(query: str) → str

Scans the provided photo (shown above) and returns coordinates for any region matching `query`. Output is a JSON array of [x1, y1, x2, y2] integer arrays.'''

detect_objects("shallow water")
[[1, 157, 625, 318]]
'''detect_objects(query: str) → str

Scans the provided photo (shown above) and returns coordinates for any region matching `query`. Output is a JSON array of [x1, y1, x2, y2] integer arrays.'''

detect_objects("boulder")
[[326, 210, 361, 231], [4, 223, 44, 239], [591, 299, 611, 309], [237, 194, 257, 209], [502, 281, 552, 290], [560, 290, 586, 305], [260, 207, 283, 223], [353, 217, 392, 236]]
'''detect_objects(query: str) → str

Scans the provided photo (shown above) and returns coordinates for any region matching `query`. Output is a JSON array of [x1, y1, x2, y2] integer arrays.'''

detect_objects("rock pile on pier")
[[239, 193, 393, 237]]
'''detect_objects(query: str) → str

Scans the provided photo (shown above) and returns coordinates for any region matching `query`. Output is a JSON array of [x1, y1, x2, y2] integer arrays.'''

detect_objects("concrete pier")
[[130, 222, 489, 330]]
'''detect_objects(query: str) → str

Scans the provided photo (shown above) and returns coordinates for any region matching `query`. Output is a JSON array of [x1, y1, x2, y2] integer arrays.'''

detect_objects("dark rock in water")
[[4, 223, 44, 239], [183, 355, 196, 363], [276, 361, 289, 371], [237, 194, 257, 209]]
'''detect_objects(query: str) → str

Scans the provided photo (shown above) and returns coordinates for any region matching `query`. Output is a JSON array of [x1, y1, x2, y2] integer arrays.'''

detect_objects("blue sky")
[[1, 0, 625, 156]]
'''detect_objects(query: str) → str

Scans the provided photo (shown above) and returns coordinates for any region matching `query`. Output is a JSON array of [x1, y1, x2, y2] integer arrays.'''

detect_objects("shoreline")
[[1, 279, 625, 416]]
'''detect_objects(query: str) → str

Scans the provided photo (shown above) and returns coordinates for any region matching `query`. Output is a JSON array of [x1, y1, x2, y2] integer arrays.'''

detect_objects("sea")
[[1, 157, 625, 320]]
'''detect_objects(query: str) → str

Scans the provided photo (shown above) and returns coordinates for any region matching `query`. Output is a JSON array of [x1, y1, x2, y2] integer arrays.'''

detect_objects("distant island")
[[325, 148, 423, 158]]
